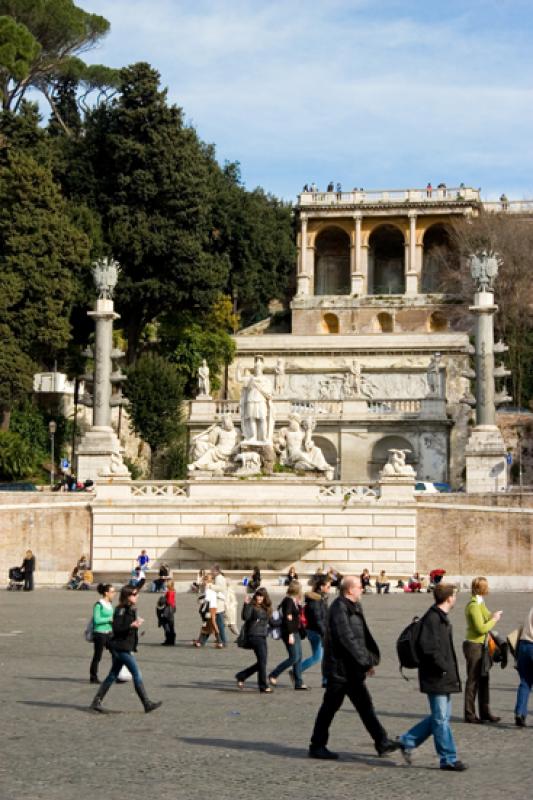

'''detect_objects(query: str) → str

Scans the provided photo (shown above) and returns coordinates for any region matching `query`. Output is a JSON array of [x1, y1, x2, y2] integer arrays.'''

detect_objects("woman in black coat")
[[268, 581, 308, 690], [90, 585, 162, 714], [236, 588, 273, 693], [21, 550, 35, 591]]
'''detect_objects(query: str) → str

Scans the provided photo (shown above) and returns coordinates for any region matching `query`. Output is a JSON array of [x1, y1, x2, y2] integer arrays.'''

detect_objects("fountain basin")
[[180, 535, 321, 565]]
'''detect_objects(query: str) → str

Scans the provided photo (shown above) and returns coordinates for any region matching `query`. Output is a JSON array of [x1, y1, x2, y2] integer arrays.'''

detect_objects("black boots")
[[134, 682, 162, 713], [90, 681, 111, 713]]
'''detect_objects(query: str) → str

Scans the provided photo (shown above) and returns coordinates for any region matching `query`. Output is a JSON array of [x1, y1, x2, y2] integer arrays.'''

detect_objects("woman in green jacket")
[[463, 576, 502, 723], [90, 583, 115, 684]]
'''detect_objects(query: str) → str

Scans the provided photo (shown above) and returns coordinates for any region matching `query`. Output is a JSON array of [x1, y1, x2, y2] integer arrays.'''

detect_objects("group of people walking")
[[83, 565, 533, 773]]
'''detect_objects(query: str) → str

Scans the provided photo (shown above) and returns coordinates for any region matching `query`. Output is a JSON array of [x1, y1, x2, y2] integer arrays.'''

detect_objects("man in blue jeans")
[[397, 583, 467, 771]]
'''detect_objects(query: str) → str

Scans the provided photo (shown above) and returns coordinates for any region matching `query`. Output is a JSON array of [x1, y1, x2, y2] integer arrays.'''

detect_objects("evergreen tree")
[[0, 148, 90, 427], [83, 62, 230, 361]]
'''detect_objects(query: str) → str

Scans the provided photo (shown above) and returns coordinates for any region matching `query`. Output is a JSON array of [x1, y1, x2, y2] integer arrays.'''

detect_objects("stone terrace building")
[[189, 187, 524, 488]]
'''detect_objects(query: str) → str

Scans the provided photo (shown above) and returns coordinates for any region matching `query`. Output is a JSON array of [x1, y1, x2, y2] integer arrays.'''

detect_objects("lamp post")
[[48, 420, 57, 488]]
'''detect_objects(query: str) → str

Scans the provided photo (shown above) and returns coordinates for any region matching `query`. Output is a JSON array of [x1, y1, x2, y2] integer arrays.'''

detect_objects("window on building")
[[315, 227, 350, 295], [368, 225, 405, 295], [323, 313, 340, 334]]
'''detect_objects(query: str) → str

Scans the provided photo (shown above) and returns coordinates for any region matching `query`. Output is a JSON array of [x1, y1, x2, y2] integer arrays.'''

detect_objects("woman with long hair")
[[463, 576, 503, 723], [268, 581, 308, 690], [90, 583, 115, 684], [90, 585, 161, 714], [236, 587, 273, 693]]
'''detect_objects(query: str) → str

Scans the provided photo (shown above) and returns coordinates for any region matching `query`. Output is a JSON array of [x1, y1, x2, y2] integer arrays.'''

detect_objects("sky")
[[78, 0, 533, 202]]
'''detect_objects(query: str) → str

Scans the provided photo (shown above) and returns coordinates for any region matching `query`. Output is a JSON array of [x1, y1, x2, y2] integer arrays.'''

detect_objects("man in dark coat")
[[397, 583, 467, 771], [309, 575, 399, 760]]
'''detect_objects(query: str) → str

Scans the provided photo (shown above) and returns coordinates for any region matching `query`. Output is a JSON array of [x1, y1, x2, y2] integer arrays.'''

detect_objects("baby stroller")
[[8, 566, 24, 591]]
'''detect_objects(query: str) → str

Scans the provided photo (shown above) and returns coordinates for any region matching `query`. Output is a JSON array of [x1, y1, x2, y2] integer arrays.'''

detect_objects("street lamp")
[[48, 420, 57, 488]]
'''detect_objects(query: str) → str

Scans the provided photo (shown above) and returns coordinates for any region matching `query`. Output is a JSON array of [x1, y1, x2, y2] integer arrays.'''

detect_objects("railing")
[[215, 401, 240, 417], [318, 484, 379, 503], [299, 186, 480, 206], [368, 399, 422, 415], [482, 200, 533, 214], [290, 400, 343, 417], [130, 482, 188, 498]]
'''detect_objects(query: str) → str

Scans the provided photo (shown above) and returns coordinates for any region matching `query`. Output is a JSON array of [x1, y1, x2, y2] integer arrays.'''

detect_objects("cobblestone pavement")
[[0, 588, 531, 800]]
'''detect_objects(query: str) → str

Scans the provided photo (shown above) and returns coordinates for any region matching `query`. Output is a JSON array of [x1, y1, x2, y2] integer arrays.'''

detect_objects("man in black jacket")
[[397, 583, 467, 771], [309, 575, 399, 760]]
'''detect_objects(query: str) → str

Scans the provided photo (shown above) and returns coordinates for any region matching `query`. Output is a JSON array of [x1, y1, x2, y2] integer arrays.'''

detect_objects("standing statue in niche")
[[197, 359, 211, 398], [274, 357, 286, 395], [188, 414, 239, 474], [277, 414, 334, 479], [380, 449, 416, 477], [426, 353, 442, 397], [237, 356, 275, 444]]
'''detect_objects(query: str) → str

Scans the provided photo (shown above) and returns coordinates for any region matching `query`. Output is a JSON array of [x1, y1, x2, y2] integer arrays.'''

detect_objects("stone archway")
[[422, 224, 456, 292], [315, 227, 350, 295], [370, 435, 416, 480], [368, 225, 405, 295], [312, 435, 338, 476], [322, 313, 339, 334]]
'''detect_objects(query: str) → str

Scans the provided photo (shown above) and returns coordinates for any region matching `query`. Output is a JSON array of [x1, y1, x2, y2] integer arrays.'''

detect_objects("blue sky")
[[79, 0, 533, 201]]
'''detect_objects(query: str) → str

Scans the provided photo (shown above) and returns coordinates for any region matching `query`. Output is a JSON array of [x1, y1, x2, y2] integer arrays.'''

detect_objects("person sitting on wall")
[[150, 564, 170, 593], [375, 571, 391, 594], [285, 566, 299, 586], [361, 569, 372, 593], [67, 565, 82, 590], [78, 568, 94, 591], [129, 566, 146, 591], [406, 572, 423, 593]]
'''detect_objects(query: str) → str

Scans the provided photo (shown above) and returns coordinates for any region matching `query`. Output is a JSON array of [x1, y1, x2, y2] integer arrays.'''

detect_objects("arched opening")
[[368, 225, 405, 295], [377, 312, 394, 333], [312, 436, 338, 476], [322, 313, 339, 334], [315, 227, 350, 295], [428, 311, 448, 332], [370, 435, 416, 480], [422, 224, 456, 292]]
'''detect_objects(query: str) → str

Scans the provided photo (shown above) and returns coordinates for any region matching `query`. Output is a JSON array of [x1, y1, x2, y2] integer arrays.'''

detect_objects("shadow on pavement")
[[179, 736, 399, 767]]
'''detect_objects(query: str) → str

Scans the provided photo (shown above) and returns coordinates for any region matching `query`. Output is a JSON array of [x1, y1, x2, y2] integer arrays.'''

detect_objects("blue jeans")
[[101, 650, 143, 688], [216, 612, 227, 645], [301, 629, 323, 673], [399, 693, 457, 767], [269, 633, 303, 687], [515, 640, 533, 718]]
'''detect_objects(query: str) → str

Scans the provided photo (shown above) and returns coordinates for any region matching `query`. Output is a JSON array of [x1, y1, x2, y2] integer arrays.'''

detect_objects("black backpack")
[[396, 615, 423, 679]]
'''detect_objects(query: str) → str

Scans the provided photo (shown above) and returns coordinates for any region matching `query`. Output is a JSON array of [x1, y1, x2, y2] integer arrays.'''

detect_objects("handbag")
[[480, 634, 493, 677], [236, 623, 253, 649]]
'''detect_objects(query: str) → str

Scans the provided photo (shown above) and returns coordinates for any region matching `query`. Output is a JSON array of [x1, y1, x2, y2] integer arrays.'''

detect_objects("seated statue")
[[188, 414, 239, 474], [381, 449, 416, 477], [277, 414, 334, 480]]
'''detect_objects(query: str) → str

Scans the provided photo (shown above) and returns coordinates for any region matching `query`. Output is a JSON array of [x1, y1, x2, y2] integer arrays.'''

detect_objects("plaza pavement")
[[0, 587, 531, 800]]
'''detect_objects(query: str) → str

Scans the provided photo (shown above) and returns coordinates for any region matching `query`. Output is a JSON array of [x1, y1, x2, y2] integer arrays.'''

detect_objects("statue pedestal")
[[76, 427, 128, 483], [238, 442, 275, 475], [465, 425, 507, 493], [378, 475, 416, 502]]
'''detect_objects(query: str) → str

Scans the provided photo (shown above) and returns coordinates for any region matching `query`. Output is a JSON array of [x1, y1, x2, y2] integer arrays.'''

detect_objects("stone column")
[[76, 258, 130, 483], [405, 212, 418, 295], [89, 299, 117, 427], [465, 254, 507, 492], [297, 213, 310, 295], [360, 242, 369, 295], [350, 213, 364, 295]]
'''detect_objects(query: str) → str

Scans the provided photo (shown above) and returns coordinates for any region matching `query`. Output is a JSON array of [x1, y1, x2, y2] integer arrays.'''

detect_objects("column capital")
[[408, 210, 417, 219], [300, 212, 308, 222], [352, 212, 363, 221]]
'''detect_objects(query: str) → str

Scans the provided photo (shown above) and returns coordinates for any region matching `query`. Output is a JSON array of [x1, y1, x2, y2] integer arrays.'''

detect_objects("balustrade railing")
[[318, 484, 379, 502], [299, 186, 480, 206], [367, 399, 421, 415], [131, 482, 188, 498]]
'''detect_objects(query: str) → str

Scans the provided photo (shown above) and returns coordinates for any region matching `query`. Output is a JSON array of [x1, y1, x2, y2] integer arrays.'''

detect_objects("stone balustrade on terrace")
[[190, 396, 446, 423], [298, 186, 480, 206]]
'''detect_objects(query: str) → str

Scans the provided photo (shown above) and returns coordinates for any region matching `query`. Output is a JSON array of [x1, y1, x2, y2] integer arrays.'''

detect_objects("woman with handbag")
[[463, 576, 502, 723], [235, 587, 273, 693], [268, 581, 308, 690], [157, 579, 176, 645], [90, 583, 115, 683], [193, 573, 222, 648]]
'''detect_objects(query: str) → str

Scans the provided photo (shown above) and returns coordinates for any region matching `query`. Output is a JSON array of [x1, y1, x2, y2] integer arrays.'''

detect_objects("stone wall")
[[417, 500, 533, 576], [0, 494, 92, 585], [91, 480, 417, 577]]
